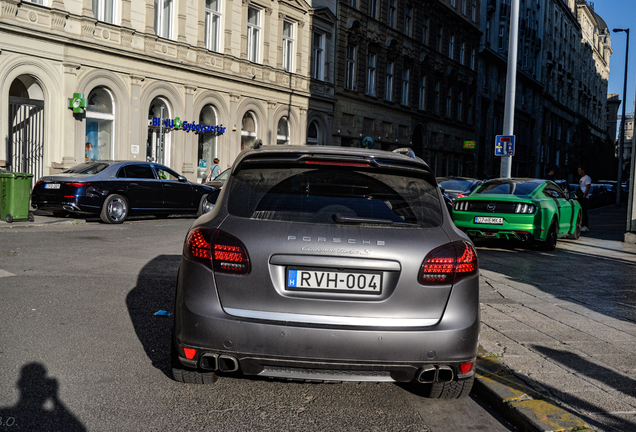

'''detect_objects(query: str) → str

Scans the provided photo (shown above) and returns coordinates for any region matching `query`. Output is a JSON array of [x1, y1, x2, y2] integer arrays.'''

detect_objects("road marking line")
[[0, 269, 15, 277]]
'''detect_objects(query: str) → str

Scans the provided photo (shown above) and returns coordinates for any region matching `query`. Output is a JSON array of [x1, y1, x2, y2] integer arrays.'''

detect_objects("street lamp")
[[613, 28, 629, 205]]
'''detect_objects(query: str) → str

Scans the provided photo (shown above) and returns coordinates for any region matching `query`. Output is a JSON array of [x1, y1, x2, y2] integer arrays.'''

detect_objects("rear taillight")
[[457, 193, 465, 198], [65, 182, 90, 187], [514, 203, 535, 214], [418, 241, 478, 285], [454, 200, 469, 211], [184, 227, 250, 275]]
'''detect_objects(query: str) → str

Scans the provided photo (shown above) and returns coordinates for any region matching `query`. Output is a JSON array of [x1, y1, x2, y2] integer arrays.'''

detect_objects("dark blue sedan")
[[31, 161, 215, 223]]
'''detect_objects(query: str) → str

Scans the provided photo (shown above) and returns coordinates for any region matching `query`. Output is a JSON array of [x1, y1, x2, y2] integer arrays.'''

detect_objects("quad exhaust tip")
[[200, 353, 239, 372], [417, 365, 455, 383]]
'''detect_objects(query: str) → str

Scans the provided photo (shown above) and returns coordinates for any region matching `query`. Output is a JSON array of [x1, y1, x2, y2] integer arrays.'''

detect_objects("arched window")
[[198, 104, 218, 182], [147, 97, 170, 164], [277, 117, 289, 145], [241, 111, 257, 150], [86, 87, 115, 161], [307, 121, 320, 145]]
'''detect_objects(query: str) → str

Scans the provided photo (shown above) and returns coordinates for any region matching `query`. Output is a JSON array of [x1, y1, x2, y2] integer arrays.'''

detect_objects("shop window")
[[86, 87, 115, 162], [241, 111, 257, 151], [197, 104, 218, 182], [146, 97, 171, 164], [307, 121, 320, 145], [277, 117, 290, 145]]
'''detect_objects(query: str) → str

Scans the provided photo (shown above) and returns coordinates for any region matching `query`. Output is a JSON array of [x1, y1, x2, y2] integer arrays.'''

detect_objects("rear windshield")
[[62, 163, 110, 175], [438, 180, 473, 191], [475, 180, 540, 196], [227, 166, 442, 227]]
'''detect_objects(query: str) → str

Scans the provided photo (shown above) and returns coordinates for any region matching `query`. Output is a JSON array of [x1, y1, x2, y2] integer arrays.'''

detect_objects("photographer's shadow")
[[126, 254, 180, 379], [0, 363, 85, 432]]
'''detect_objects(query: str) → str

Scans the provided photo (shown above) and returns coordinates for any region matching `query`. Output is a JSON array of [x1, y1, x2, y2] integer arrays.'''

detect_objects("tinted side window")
[[118, 164, 156, 179], [62, 163, 110, 174], [227, 167, 442, 227], [156, 167, 180, 181]]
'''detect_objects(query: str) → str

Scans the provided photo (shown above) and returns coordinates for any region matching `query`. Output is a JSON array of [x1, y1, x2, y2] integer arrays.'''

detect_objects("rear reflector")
[[184, 227, 250, 274], [459, 361, 474, 374], [418, 241, 478, 285], [183, 347, 197, 360], [305, 160, 370, 167]]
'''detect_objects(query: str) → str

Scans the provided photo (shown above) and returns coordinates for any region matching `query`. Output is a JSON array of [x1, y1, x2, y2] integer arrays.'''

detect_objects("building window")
[[369, 0, 377, 19], [277, 117, 290, 145], [366, 53, 376, 96], [197, 104, 218, 182], [446, 88, 452, 117], [241, 111, 257, 151], [498, 27, 504, 50], [460, 42, 465, 65], [422, 17, 428, 45], [308, 121, 321, 145], [434, 82, 440, 114], [419, 76, 426, 110], [282, 20, 295, 72], [350, 0, 357, 8], [388, 0, 396, 28], [205, 0, 222, 52], [385, 61, 394, 101], [311, 32, 325, 81], [462, 0, 467, 15], [449, 35, 455, 59], [472, 0, 476, 22], [346, 45, 356, 90], [247, 6, 261, 63], [405, 7, 412, 37], [93, 0, 115, 24], [437, 27, 443, 52], [86, 87, 115, 162], [154, 0, 173, 39], [450, 0, 455, 7], [457, 92, 463, 120], [401, 68, 410, 106], [470, 48, 476, 70]]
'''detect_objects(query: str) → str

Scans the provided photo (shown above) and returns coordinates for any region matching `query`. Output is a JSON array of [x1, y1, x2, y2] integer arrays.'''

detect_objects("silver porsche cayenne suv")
[[172, 145, 479, 398]]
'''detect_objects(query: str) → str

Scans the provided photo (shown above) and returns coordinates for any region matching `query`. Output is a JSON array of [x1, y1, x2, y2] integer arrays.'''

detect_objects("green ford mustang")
[[451, 178, 582, 251]]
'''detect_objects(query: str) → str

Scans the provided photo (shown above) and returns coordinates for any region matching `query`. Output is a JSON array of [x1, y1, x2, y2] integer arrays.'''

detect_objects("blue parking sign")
[[495, 135, 515, 156]]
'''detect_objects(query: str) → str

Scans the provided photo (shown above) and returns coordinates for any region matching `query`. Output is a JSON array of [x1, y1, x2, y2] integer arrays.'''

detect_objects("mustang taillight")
[[514, 203, 536, 214], [454, 200, 469, 211], [184, 227, 250, 275], [418, 241, 478, 285]]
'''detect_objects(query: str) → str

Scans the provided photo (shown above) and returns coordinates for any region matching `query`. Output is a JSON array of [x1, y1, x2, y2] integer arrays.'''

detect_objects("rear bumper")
[[173, 259, 480, 382], [31, 196, 101, 214], [452, 213, 544, 241]]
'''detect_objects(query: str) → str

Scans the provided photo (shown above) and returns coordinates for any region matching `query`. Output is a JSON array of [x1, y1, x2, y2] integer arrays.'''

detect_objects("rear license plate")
[[287, 269, 381, 294], [44, 183, 60, 189], [475, 216, 503, 225]]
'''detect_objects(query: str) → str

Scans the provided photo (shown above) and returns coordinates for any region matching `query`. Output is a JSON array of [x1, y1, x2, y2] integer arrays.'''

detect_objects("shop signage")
[[68, 93, 87, 114], [151, 116, 226, 134], [463, 140, 476, 149]]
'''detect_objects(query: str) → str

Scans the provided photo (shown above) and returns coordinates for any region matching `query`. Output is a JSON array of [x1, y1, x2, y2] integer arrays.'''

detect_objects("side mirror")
[[202, 189, 222, 214], [178, 175, 188, 182]]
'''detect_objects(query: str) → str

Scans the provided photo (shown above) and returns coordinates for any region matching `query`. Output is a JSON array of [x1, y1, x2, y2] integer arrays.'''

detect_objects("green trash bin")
[[0, 172, 35, 223]]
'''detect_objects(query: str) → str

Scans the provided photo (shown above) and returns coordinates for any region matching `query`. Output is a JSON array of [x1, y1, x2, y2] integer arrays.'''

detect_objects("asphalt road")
[[0, 218, 515, 432]]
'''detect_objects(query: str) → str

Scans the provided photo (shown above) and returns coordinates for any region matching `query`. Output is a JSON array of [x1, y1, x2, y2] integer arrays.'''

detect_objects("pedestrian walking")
[[577, 164, 591, 232], [205, 158, 221, 182]]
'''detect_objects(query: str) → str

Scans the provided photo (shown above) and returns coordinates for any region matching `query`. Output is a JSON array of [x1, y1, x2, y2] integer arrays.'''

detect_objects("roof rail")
[[392, 148, 416, 159]]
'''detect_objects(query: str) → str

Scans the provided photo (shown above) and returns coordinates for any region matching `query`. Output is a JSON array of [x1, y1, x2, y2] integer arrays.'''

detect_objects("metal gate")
[[8, 96, 44, 182]]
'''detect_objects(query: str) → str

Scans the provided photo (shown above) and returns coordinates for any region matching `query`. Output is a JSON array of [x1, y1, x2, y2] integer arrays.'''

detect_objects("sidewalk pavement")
[[4, 205, 636, 431], [476, 204, 636, 432]]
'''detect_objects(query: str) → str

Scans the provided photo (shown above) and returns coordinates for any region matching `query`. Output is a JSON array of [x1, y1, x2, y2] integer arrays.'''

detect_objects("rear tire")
[[171, 339, 218, 385], [196, 194, 209, 217], [423, 376, 474, 399], [100, 194, 128, 224], [538, 220, 558, 251], [567, 211, 582, 240]]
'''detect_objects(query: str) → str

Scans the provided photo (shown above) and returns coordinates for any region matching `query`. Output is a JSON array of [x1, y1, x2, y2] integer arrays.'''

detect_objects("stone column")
[[197, 0, 206, 49], [182, 86, 197, 179], [296, 20, 305, 75], [130, 76, 145, 161], [62, 62, 81, 167], [121, 0, 132, 28], [229, 94, 241, 159], [223, 0, 234, 55], [262, 7, 272, 66], [145, 0, 155, 34], [177, 0, 187, 44], [239, 0, 248, 59]]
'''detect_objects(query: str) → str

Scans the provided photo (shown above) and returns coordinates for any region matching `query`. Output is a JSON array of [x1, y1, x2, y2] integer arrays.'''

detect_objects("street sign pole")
[[501, 0, 520, 179]]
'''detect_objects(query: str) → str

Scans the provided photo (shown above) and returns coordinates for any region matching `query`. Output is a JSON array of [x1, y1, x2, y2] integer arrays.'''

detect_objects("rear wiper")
[[333, 213, 416, 225]]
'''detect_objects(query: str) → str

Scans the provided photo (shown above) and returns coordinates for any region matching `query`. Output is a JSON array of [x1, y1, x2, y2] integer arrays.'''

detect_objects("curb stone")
[[475, 347, 595, 432]]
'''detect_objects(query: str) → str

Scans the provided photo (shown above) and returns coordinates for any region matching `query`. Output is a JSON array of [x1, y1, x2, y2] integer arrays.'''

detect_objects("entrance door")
[[8, 96, 44, 182]]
